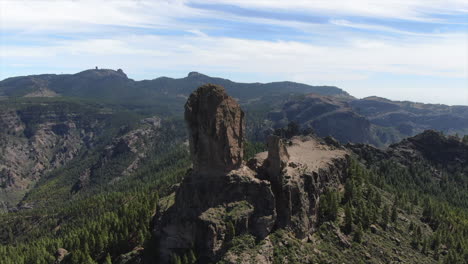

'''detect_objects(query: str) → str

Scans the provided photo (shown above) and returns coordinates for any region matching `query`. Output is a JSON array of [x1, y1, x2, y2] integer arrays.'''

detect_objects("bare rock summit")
[[185, 84, 245, 175]]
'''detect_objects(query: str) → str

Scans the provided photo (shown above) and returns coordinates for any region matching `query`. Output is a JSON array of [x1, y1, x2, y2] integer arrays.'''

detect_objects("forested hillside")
[[0, 73, 466, 264], [3, 69, 468, 146]]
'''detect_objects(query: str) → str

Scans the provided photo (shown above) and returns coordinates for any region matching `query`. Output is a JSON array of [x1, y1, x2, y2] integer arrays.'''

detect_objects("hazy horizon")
[[1, 0, 467, 105]]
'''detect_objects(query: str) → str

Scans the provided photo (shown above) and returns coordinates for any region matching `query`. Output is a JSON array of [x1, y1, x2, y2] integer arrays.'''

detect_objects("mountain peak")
[[76, 68, 128, 79], [187, 71, 205, 78]]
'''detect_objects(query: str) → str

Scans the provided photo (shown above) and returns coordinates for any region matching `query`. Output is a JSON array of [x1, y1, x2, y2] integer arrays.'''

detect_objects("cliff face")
[[184, 84, 245, 174], [0, 107, 103, 201], [0, 101, 164, 210], [348, 130, 468, 172], [155, 85, 350, 263]]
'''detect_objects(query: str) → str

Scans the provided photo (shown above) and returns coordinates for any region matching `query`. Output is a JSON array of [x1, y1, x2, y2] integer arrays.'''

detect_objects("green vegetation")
[[220, 157, 468, 263], [0, 143, 190, 264], [0, 97, 190, 263], [0, 94, 467, 263]]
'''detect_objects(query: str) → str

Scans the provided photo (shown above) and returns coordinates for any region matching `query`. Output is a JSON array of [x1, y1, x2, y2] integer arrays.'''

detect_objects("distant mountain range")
[[0, 69, 349, 102], [1, 68, 467, 146]]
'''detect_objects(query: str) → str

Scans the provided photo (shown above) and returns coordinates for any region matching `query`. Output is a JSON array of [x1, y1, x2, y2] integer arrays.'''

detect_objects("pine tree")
[[373, 190, 382, 208], [226, 221, 236, 241], [344, 203, 353, 234], [104, 253, 112, 264], [421, 238, 428, 255], [172, 255, 182, 264], [431, 234, 440, 251], [416, 226, 422, 241], [7, 227, 14, 244], [329, 191, 339, 221], [381, 205, 389, 230], [188, 249, 196, 264], [354, 223, 363, 243], [411, 236, 419, 250], [343, 179, 354, 204], [391, 202, 398, 223]]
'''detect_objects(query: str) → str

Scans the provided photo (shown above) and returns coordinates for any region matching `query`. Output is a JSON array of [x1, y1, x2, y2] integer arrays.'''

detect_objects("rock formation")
[[185, 84, 245, 175], [349, 129, 468, 173], [257, 135, 349, 237], [265, 135, 290, 183], [155, 84, 350, 263]]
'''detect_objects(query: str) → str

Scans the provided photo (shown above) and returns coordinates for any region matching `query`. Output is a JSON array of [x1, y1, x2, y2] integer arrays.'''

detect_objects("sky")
[[1, 0, 467, 105]]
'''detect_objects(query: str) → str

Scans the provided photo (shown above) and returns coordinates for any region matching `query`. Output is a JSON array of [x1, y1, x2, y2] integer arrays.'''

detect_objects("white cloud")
[[1, 0, 467, 104], [0, 0, 204, 33], [194, 0, 468, 21], [3, 32, 465, 79]]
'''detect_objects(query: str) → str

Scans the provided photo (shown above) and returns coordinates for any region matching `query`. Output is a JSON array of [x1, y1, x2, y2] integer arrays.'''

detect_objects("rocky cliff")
[[0, 101, 164, 210], [154, 84, 350, 263], [349, 130, 468, 173], [184, 84, 245, 174], [0, 104, 106, 207]]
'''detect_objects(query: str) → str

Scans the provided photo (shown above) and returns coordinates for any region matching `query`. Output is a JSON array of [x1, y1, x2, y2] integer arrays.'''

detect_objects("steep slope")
[[3, 69, 468, 147], [349, 130, 468, 209], [154, 84, 350, 263], [267, 94, 376, 144], [0, 100, 118, 208], [0, 98, 180, 211], [351, 97, 468, 141], [267, 94, 468, 146], [153, 86, 468, 264], [0, 85, 466, 264]]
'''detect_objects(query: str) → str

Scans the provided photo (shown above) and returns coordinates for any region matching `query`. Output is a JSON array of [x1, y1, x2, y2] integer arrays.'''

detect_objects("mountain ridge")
[[0, 69, 351, 101]]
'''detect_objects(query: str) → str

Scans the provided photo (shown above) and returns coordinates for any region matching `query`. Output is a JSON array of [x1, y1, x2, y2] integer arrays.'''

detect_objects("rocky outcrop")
[[0, 100, 164, 208], [156, 169, 276, 262], [350, 97, 468, 138], [349, 130, 468, 172], [155, 85, 349, 263], [0, 108, 100, 203], [72, 116, 162, 192], [156, 85, 272, 262], [185, 84, 245, 175], [257, 135, 349, 237], [389, 130, 468, 168], [264, 135, 290, 183], [54, 248, 69, 263]]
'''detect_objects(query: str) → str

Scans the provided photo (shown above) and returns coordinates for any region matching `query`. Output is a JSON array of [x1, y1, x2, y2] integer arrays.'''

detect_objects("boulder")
[[54, 248, 68, 263]]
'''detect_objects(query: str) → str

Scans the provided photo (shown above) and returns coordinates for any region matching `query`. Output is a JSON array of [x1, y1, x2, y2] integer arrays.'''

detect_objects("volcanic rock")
[[184, 84, 245, 175], [265, 135, 290, 183], [155, 84, 350, 263]]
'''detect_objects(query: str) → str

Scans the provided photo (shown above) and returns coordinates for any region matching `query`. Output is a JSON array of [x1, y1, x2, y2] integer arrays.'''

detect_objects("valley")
[[0, 71, 466, 264]]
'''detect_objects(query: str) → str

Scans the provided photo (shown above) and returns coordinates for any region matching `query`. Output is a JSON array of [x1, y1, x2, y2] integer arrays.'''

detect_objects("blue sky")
[[1, 0, 467, 105]]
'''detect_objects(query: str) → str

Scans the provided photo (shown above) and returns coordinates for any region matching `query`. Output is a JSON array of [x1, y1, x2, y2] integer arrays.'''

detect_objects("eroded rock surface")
[[155, 85, 349, 263], [185, 84, 245, 175], [258, 135, 349, 237]]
